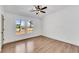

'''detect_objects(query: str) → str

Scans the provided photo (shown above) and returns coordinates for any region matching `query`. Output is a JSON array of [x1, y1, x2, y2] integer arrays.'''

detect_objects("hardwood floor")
[[2, 36, 79, 53]]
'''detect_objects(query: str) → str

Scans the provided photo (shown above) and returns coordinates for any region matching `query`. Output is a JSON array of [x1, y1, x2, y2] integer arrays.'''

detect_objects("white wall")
[[4, 12, 41, 44], [3, 6, 79, 46], [42, 6, 79, 46]]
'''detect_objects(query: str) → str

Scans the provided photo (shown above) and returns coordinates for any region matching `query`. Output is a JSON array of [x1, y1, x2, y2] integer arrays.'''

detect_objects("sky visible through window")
[[16, 19, 25, 26]]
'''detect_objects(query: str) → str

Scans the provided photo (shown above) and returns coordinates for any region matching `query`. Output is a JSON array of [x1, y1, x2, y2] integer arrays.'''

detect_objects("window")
[[16, 19, 33, 35]]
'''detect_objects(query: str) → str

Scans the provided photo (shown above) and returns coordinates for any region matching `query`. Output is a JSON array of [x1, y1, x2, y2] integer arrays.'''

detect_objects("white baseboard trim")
[[42, 35, 79, 46]]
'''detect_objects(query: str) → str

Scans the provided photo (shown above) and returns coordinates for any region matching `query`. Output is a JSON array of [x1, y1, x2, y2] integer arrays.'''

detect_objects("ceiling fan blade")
[[36, 12, 39, 14], [40, 11, 46, 13], [37, 5, 40, 9], [41, 6, 47, 10], [34, 5, 38, 9]]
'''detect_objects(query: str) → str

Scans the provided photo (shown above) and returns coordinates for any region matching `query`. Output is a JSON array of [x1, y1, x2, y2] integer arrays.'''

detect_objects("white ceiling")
[[3, 5, 69, 19]]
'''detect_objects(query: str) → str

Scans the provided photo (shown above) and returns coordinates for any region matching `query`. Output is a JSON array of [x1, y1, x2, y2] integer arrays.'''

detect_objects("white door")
[[0, 12, 2, 52], [0, 6, 3, 52], [0, 15, 4, 52]]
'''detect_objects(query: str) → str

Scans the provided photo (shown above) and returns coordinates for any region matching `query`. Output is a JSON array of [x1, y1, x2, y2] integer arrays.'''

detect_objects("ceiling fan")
[[31, 5, 47, 15]]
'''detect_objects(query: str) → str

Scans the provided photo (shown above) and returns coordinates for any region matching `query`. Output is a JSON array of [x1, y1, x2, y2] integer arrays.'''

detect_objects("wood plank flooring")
[[2, 36, 79, 53]]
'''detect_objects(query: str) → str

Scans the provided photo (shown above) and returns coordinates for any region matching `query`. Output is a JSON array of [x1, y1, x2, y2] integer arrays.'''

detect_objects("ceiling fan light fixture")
[[31, 5, 47, 15]]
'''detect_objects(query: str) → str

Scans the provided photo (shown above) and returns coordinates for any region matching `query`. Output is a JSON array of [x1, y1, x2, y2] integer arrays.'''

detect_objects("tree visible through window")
[[16, 19, 33, 35]]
